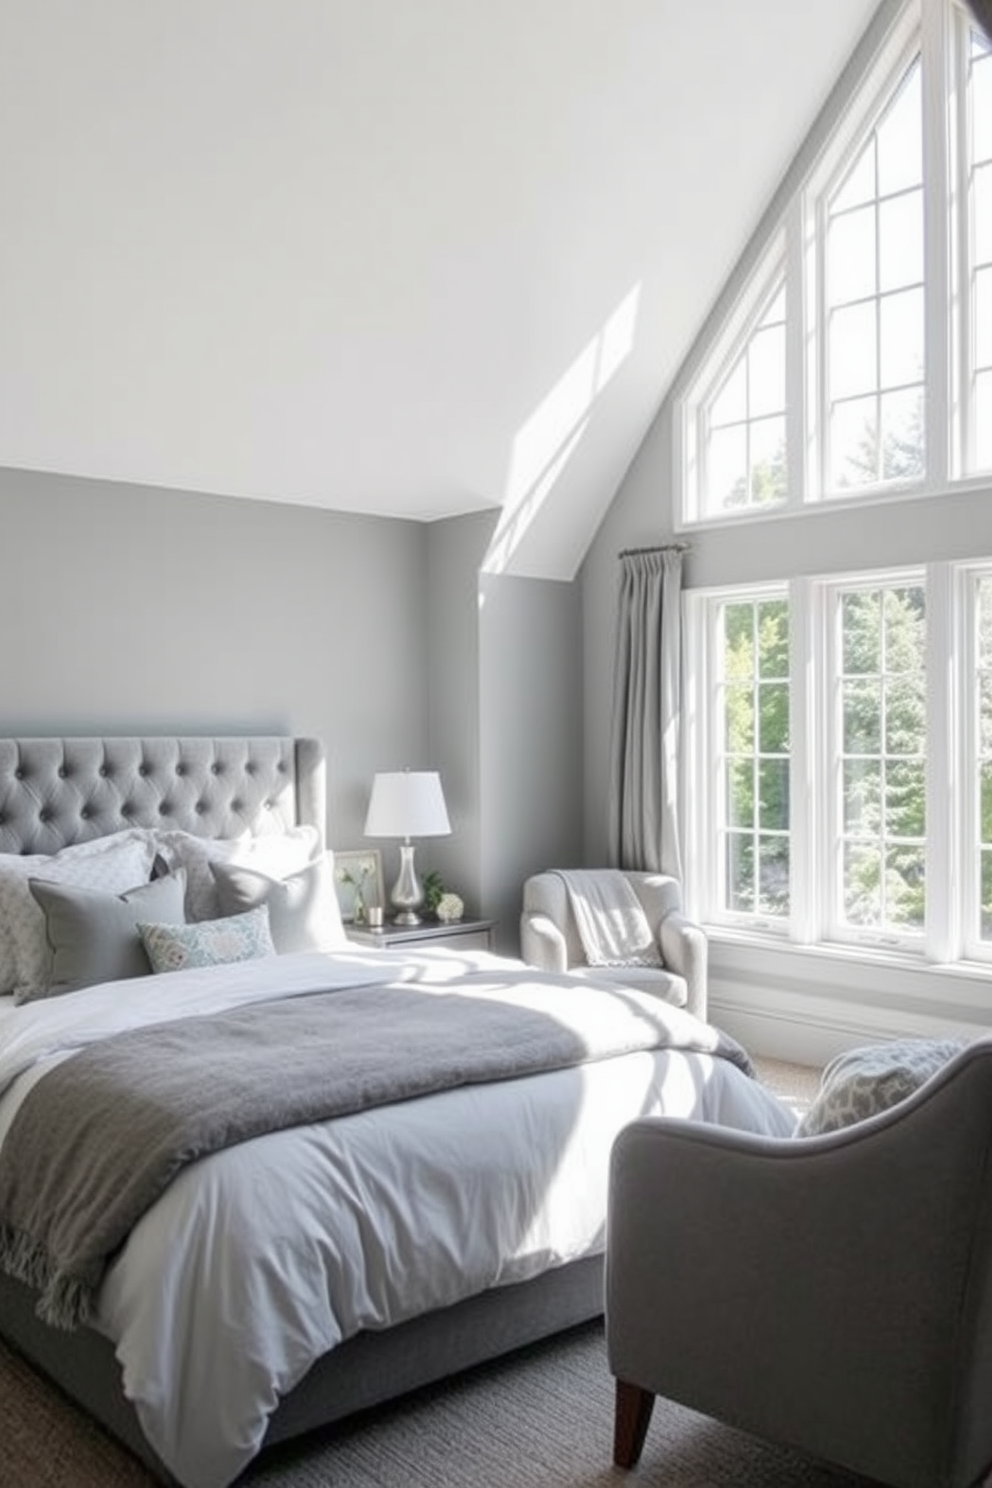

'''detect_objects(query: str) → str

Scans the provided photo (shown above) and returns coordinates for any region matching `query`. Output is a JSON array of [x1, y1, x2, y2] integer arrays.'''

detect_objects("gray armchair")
[[520, 870, 707, 1021], [606, 1037, 992, 1488]]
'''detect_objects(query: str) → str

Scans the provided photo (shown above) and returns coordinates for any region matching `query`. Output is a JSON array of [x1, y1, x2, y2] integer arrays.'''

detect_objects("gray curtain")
[[607, 547, 684, 877], [966, 1, 991, 40]]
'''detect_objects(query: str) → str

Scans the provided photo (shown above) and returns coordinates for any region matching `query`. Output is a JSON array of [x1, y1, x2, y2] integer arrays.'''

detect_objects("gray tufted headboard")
[[0, 737, 326, 857]]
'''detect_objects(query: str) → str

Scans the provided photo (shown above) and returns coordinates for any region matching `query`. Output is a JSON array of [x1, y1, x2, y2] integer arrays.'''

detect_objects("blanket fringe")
[[0, 1224, 93, 1330]]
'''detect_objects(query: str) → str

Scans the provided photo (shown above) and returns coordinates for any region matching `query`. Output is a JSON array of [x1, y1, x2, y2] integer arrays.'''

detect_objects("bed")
[[0, 734, 795, 1488]]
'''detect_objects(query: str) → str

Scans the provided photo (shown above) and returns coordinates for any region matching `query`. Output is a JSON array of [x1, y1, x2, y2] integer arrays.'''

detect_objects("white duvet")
[[0, 947, 795, 1488]]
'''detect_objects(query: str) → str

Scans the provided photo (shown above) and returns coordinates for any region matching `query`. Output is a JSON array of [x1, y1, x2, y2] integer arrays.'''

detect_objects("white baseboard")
[[707, 934, 992, 1066]]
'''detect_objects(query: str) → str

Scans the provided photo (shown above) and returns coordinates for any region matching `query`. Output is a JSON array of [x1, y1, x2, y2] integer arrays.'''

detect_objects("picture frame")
[[332, 848, 384, 924]]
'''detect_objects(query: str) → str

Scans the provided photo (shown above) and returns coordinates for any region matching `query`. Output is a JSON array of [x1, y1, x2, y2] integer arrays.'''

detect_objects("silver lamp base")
[[390, 842, 424, 925]]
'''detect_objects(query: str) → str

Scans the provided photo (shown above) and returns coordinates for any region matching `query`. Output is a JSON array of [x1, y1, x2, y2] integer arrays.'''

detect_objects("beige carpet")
[[5, 1059, 847, 1488], [2, 1319, 882, 1488]]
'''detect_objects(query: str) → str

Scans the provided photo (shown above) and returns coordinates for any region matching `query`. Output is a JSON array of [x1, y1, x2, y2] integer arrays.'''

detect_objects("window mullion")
[[925, 561, 958, 958], [788, 577, 817, 942], [785, 196, 808, 506], [922, 0, 953, 488], [950, 3, 973, 477]]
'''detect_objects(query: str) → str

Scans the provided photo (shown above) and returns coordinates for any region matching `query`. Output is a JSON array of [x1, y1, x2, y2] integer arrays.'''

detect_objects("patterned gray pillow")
[[796, 1036, 969, 1137], [4, 833, 160, 1003], [139, 905, 275, 974]]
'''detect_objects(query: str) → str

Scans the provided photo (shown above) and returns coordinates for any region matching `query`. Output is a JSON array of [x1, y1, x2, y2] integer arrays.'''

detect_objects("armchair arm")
[[606, 1059, 992, 1488], [519, 911, 568, 974], [657, 909, 707, 1021]]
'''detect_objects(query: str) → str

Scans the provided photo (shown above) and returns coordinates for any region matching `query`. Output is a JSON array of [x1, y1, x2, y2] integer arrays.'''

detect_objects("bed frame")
[[0, 735, 603, 1483]]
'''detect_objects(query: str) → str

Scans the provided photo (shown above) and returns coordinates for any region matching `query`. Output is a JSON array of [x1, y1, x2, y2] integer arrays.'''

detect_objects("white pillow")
[[210, 853, 348, 954], [152, 826, 320, 922], [1, 832, 160, 1003]]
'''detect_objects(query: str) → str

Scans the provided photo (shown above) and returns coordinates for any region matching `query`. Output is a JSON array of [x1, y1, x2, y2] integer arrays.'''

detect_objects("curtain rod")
[[617, 541, 690, 558]]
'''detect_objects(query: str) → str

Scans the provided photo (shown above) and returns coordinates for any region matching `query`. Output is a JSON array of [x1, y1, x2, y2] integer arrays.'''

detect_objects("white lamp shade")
[[364, 771, 451, 838]]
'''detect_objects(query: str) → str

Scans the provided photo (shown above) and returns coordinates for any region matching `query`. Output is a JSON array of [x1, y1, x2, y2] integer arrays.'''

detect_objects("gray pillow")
[[210, 854, 348, 954], [796, 1036, 969, 1137], [27, 870, 187, 999]]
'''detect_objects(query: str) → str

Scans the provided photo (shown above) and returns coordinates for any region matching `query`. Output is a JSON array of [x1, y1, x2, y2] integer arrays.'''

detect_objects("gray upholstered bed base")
[[0, 736, 604, 1480], [0, 1260, 604, 1483]]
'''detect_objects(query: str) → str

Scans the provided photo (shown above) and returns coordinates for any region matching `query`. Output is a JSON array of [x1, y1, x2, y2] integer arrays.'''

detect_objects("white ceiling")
[[0, 0, 877, 579]]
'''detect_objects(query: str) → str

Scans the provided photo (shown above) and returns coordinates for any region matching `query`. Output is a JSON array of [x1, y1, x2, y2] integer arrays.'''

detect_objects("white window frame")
[[960, 562, 992, 964], [819, 566, 929, 952], [679, 235, 788, 528], [675, 0, 992, 533], [685, 557, 992, 970], [684, 582, 794, 939]]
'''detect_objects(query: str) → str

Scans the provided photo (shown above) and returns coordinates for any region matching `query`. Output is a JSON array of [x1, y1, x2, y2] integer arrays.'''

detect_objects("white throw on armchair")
[[520, 870, 707, 1022]]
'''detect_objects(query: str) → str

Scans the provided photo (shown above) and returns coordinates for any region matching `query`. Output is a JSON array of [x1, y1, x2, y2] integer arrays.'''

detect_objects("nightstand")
[[346, 918, 496, 952]]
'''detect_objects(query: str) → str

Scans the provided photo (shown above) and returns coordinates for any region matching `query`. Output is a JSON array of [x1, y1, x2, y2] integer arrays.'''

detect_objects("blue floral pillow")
[[139, 905, 275, 974]]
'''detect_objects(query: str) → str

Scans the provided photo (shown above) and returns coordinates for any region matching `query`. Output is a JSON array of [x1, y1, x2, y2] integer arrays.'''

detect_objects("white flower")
[[436, 892, 464, 923]]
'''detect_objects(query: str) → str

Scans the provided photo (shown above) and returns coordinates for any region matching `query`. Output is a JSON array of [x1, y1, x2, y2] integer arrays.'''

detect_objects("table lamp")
[[364, 769, 451, 924]]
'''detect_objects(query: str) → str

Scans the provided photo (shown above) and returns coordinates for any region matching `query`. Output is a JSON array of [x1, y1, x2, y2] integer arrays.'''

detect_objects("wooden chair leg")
[[614, 1378, 655, 1467]]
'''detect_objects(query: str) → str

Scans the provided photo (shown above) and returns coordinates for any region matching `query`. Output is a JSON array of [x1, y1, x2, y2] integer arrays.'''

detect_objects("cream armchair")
[[520, 870, 707, 1022]]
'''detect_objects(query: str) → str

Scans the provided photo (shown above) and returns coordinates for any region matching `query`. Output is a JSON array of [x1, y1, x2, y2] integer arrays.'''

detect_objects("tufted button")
[[39, 809, 51, 823], [58, 767, 67, 779], [14, 769, 24, 781], [99, 766, 109, 778], [231, 799, 243, 814], [211, 763, 221, 775], [176, 764, 186, 778], [138, 764, 148, 777], [245, 762, 256, 776], [80, 807, 90, 820], [195, 802, 206, 815]]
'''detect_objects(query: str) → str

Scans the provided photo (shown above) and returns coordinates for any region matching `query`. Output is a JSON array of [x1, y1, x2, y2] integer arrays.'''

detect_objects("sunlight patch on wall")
[[482, 283, 641, 575]]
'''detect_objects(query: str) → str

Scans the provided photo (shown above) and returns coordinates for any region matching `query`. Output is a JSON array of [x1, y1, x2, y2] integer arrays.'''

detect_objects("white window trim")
[[686, 558, 992, 971], [674, 0, 990, 532], [818, 566, 928, 953], [678, 233, 787, 528]]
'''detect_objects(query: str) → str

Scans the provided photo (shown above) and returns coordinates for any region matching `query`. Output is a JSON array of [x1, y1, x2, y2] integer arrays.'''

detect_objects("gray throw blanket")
[[0, 972, 751, 1329]]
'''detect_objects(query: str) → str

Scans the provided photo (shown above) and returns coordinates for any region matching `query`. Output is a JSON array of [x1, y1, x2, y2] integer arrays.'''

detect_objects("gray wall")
[[479, 571, 583, 954], [0, 468, 428, 852], [423, 511, 494, 923], [0, 470, 585, 948]]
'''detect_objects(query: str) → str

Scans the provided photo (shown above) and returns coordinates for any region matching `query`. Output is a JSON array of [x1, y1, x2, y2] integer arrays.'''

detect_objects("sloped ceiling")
[[0, 0, 876, 579]]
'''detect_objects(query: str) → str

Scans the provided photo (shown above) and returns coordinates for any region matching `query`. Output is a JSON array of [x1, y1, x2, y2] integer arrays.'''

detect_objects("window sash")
[[687, 558, 992, 969], [676, 0, 992, 528]]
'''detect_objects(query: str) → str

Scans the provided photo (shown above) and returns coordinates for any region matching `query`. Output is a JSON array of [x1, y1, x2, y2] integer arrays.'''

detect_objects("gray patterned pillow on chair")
[[796, 1036, 970, 1137]]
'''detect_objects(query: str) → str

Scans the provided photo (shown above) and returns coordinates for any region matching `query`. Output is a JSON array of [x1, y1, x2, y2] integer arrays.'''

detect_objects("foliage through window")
[[834, 581, 927, 934], [825, 59, 925, 492], [690, 563, 992, 967], [718, 597, 790, 918], [704, 287, 787, 516]]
